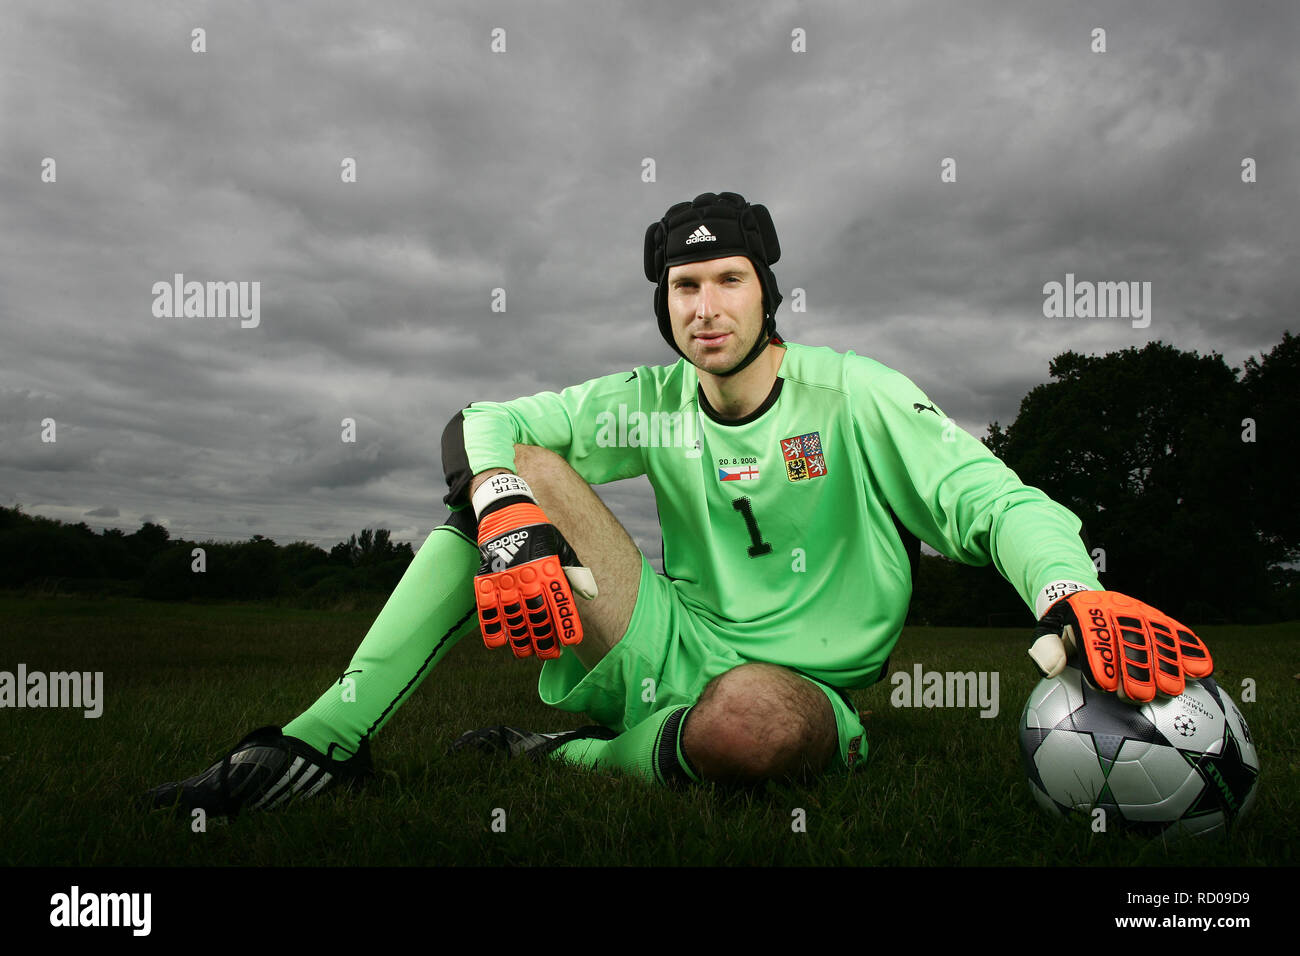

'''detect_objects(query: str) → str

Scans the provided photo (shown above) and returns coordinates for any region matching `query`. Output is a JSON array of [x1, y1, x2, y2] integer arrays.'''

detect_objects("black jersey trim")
[[440, 506, 479, 542], [890, 509, 920, 582], [697, 377, 784, 426], [441, 407, 474, 508]]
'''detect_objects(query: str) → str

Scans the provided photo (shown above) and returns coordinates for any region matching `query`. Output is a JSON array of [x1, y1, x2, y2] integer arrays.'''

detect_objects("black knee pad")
[[441, 506, 479, 542]]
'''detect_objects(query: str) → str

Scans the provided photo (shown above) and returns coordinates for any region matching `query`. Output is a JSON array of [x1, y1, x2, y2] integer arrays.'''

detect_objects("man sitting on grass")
[[145, 192, 1212, 815]]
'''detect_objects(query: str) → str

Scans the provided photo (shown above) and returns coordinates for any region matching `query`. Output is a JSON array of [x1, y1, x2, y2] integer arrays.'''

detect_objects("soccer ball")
[[1019, 665, 1260, 841]]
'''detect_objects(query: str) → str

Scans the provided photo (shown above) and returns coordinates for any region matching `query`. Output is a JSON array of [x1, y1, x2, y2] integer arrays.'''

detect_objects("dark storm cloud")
[[1, 0, 1294, 556]]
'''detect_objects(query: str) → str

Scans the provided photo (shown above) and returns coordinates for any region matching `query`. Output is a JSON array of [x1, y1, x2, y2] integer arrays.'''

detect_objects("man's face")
[[666, 255, 765, 375]]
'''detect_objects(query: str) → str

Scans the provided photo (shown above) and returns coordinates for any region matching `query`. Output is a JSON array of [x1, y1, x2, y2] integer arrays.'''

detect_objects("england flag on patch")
[[718, 465, 760, 481]]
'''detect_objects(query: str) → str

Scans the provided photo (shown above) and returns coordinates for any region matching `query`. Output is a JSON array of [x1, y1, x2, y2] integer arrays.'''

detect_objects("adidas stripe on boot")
[[142, 725, 372, 818]]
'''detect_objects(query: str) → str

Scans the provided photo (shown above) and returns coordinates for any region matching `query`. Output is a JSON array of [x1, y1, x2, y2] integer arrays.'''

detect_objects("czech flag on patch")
[[718, 465, 760, 481]]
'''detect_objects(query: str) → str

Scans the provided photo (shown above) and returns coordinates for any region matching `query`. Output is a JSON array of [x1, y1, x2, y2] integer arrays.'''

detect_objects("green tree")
[[331, 528, 400, 567], [128, 522, 171, 565], [1240, 331, 1300, 568], [983, 340, 1273, 622]]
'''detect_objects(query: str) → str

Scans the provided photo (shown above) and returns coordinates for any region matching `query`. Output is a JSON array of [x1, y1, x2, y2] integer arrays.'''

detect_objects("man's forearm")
[[991, 494, 1102, 616]]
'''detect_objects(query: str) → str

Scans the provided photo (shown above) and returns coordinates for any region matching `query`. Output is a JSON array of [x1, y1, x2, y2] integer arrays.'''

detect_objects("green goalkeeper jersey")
[[446, 341, 1101, 689]]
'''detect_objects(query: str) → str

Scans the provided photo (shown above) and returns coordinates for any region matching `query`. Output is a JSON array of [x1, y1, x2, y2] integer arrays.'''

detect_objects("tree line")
[[3, 333, 1296, 623], [0, 511, 415, 607]]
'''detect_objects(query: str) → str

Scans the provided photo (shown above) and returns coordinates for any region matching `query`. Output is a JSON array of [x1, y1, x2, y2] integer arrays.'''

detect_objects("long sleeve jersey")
[[442, 341, 1101, 688]]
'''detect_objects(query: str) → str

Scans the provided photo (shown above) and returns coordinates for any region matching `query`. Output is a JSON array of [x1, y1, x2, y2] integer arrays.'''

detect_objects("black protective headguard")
[[643, 192, 783, 377]]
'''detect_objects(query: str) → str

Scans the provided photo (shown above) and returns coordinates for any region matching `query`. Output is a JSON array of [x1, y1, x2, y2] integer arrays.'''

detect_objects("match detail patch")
[[718, 464, 760, 481]]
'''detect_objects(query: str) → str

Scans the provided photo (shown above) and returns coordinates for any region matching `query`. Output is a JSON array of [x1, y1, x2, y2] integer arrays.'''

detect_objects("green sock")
[[283, 523, 480, 759], [551, 705, 701, 786]]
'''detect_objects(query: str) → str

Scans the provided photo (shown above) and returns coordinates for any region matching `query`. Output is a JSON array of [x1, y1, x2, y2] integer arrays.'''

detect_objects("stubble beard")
[[687, 313, 764, 378]]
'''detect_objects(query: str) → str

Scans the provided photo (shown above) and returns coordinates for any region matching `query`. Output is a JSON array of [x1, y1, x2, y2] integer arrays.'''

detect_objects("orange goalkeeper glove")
[[1028, 589, 1212, 703], [471, 473, 597, 660]]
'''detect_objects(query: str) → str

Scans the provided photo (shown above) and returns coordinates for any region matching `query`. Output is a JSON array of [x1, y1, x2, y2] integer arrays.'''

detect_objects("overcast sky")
[[2, 0, 1296, 565]]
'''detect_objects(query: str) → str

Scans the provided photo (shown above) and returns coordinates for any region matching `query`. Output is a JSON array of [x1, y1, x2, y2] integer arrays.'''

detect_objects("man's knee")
[[683, 663, 837, 784], [505, 443, 642, 668]]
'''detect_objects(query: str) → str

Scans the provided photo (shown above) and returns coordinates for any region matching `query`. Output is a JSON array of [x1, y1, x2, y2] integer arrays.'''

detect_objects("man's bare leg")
[[546, 660, 839, 786], [475, 448, 839, 785], [150, 443, 681, 814], [473, 444, 645, 670], [288, 439, 645, 758]]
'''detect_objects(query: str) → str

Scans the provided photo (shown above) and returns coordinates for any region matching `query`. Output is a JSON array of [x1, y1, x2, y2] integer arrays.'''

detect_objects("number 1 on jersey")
[[731, 496, 772, 558]]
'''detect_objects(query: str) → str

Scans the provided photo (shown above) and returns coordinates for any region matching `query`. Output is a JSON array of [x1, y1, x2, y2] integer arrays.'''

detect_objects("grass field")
[[0, 594, 1295, 868]]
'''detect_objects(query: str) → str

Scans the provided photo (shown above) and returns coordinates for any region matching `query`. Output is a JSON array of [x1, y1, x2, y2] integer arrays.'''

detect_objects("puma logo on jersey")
[[913, 402, 940, 416]]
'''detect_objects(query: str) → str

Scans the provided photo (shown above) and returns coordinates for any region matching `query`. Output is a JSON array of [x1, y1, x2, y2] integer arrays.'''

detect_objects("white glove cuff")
[[471, 473, 536, 519], [1034, 580, 1095, 619]]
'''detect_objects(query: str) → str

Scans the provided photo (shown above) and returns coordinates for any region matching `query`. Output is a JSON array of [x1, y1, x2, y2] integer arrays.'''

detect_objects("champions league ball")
[[1019, 666, 1260, 841]]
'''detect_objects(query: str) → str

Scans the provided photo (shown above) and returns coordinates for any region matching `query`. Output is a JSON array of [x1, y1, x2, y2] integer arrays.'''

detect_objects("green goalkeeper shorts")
[[538, 556, 870, 772]]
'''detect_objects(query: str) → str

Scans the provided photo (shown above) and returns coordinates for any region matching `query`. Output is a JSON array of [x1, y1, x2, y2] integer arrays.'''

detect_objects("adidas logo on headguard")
[[684, 225, 716, 245]]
